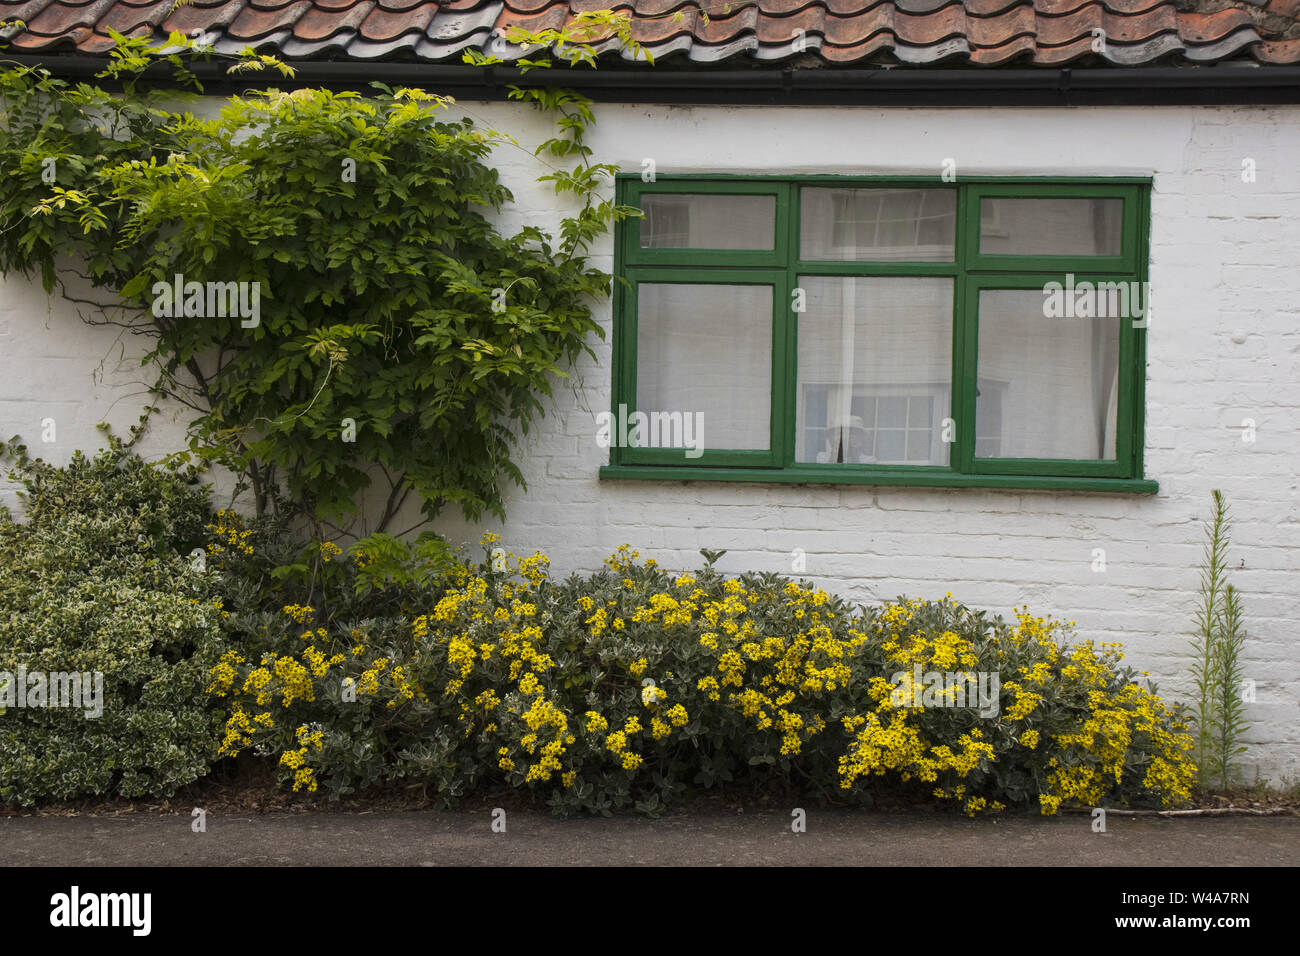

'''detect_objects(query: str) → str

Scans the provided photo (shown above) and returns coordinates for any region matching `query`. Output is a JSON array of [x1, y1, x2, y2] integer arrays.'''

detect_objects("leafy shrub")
[[209, 541, 1195, 816], [203, 501, 459, 641], [0, 430, 227, 805]]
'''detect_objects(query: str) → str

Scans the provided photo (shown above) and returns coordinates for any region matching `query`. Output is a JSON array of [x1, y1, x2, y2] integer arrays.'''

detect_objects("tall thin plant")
[[1191, 490, 1250, 790]]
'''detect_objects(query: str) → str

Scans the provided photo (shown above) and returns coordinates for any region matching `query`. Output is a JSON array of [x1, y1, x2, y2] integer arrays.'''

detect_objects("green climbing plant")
[[0, 20, 646, 536]]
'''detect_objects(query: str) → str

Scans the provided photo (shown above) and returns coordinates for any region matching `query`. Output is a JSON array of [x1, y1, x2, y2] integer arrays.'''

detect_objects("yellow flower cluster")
[[206, 509, 254, 557], [881, 604, 978, 671], [303, 645, 345, 678], [1032, 642, 1194, 814], [387, 665, 417, 708], [1010, 607, 1067, 660], [599, 718, 644, 771], [214, 648, 333, 755], [717, 650, 746, 687], [605, 544, 640, 572], [839, 713, 995, 790], [357, 657, 389, 695], [206, 650, 245, 697], [584, 606, 608, 637], [630, 593, 695, 627], [218, 704, 255, 756], [1002, 682, 1043, 721], [242, 665, 273, 706], [517, 553, 549, 587], [682, 579, 868, 757], [282, 604, 315, 625], [273, 655, 314, 707]]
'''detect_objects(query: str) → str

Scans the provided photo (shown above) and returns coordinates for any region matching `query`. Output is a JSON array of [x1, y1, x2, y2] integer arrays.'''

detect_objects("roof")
[[2, 0, 1300, 69]]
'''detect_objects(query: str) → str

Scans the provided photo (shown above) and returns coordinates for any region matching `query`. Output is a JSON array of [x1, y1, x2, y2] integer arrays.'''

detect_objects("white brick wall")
[[2, 101, 1297, 784]]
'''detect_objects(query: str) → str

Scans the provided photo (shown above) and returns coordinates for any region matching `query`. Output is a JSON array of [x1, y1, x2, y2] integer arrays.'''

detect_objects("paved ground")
[[3, 809, 1296, 866]]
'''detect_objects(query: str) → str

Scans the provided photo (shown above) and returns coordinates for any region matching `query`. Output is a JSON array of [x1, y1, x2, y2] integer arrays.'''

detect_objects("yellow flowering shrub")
[[208, 539, 1195, 816]]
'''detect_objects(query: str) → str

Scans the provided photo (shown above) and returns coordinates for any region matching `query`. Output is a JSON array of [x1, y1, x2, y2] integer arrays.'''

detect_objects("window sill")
[[598, 464, 1159, 495]]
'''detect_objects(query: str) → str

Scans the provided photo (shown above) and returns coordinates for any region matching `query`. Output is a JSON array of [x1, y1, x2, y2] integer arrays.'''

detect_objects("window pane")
[[800, 188, 955, 261], [796, 277, 953, 465], [974, 378, 1005, 458], [980, 198, 1123, 256], [640, 194, 775, 250], [636, 284, 772, 451], [977, 290, 1119, 460]]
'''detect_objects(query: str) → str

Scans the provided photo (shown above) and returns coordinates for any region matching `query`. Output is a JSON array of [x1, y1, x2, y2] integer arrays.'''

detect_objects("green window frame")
[[601, 175, 1156, 494]]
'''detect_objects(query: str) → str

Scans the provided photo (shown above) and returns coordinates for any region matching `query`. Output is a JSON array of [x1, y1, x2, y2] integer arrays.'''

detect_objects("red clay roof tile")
[[228, 0, 314, 38], [1255, 35, 1300, 61], [358, 1, 438, 39], [963, 0, 1026, 15], [292, 0, 374, 39], [494, 4, 569, 35], [966, 5, 1036, 47], [1, 0, 1296, 65], [373, 0, 431, 11], [821, 0, 890, 14], [750, 0, 820, 13], [162, 2, 244, 33], [818, 28, 893, 58], [822, 7, 892, 44], [895, 6, 969, 44], [95, 0, 171, 33], [1031, 30, 1093, 60], [3, 0, 57, 19], [624, 0, 696, 15], [23, 0, 117, 34], [1178, 8, 1255, 43], [9, 23, 89, 45], [628, 6, 695, 41], [968, 30, 1036, 60]]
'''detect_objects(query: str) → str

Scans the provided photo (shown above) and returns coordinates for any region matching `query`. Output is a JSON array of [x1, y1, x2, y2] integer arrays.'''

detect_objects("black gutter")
[[6, 53, 1300, 106]]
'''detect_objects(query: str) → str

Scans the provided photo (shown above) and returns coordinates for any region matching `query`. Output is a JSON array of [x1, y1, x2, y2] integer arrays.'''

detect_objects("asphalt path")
[[3, 809, 1296, 866]]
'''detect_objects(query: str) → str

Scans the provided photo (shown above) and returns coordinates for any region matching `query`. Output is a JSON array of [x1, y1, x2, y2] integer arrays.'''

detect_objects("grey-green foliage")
[[0, 425, 227, 805], [1191, 489, 1251, 790]]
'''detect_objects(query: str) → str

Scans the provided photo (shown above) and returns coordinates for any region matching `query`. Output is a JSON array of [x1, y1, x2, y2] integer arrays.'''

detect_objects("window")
[[802, 386, 943, 466], [604, 176, 1154, 493]]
